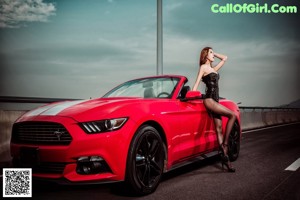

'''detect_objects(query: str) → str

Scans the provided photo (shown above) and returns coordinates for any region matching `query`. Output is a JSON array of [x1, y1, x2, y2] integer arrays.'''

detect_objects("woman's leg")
[[204, 99, 236, 172], [204, 99, 236, 155], [213, 116, 223, 145]]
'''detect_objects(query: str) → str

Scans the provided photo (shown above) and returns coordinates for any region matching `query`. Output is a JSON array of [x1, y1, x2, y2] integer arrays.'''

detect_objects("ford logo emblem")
[[54, 130, 64, 141]]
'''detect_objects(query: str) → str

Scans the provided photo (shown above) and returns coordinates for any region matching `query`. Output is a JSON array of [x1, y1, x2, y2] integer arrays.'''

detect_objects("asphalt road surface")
[[2, 123, 300, 200]]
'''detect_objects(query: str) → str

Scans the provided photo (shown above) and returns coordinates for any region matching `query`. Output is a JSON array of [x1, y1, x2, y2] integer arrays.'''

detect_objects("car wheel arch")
[[129, 120, 168, 172], [142, 120, 168, 168], [125, 123, 167, 195]]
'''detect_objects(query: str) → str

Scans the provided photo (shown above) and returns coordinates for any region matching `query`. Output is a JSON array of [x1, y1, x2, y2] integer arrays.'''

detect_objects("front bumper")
[[10, 115, 136, 183]]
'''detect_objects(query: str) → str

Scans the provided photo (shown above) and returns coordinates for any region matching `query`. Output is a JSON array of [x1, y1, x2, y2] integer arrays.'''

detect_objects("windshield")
[[103, 77, 179, 98]]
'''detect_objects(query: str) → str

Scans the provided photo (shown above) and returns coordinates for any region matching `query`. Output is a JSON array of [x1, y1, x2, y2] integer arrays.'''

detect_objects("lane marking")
[[285, 158, 300, 171], [242, 122, 300, 134]]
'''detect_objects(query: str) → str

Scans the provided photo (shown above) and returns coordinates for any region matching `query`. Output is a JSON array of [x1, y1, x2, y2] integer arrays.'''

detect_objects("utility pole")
[[157, 0, 163, 75]]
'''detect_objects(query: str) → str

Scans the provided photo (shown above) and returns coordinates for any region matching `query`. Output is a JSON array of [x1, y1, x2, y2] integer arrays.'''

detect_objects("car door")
[[176, 98, 217, 160]]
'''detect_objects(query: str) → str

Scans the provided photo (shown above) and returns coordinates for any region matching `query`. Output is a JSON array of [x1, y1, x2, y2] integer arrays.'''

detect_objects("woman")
[[192, 47, 236, 172]]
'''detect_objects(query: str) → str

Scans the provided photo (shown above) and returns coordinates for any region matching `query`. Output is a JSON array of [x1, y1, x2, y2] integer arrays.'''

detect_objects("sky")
[[0, 0, 300, 107]]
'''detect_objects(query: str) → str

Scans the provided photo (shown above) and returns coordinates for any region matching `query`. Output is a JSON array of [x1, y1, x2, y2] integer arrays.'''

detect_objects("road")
[[4, 123, 300, 200]]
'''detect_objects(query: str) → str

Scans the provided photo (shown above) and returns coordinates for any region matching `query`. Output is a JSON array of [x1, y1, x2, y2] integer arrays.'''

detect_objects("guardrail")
[[0, 96, 81, 104], [239, 106, 300, 131]]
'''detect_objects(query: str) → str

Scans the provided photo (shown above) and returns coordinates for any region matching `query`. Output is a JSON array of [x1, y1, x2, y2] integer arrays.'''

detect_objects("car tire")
[[125, 125, 165, 195], [228, 123, 240, 162]]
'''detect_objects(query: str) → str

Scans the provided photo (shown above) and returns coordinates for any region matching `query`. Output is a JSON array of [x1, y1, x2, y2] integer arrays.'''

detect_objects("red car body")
[[10, 75, 241, 194]]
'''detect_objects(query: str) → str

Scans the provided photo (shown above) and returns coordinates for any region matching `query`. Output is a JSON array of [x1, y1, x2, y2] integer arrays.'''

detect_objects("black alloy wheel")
[[228, 123, 240, 161], [126, 125, 165, 195]]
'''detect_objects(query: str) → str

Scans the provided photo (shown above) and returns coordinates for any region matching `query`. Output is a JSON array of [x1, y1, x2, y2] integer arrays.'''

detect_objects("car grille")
[[12, 122, 72, 145]]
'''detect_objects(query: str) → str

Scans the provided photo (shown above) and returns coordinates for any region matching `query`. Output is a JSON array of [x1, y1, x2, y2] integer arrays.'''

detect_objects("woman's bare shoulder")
[[200, 64, 210, 72]]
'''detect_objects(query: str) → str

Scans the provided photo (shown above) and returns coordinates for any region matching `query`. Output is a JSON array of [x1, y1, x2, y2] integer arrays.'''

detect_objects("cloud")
[[0, 0, 56, 28], [162, 31, 300, 106]]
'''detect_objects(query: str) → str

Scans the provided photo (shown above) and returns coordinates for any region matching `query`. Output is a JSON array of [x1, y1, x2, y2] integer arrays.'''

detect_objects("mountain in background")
[[281, 99, 300, 108]]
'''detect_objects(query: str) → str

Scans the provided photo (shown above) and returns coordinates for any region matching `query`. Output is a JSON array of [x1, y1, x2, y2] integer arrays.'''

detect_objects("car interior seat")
[[179, 85, 190, 98], [144, 87, 155, 98]]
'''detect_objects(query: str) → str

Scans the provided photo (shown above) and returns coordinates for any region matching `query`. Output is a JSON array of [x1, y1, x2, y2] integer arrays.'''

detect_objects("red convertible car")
[[10, 75, 241, 195]]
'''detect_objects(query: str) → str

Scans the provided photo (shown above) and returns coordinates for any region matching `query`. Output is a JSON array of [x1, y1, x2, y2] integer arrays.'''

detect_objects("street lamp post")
[[157, 0, 163, 75]]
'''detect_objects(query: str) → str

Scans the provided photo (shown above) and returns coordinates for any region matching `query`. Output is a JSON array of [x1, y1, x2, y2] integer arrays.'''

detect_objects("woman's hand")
[[214, 52, 227, 61], [213, 53, 228, 72]]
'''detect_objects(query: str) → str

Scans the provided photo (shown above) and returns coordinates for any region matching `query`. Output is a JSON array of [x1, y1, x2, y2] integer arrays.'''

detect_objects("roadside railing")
[[239, 106, 300, 131], [0, 96, 81, 104]]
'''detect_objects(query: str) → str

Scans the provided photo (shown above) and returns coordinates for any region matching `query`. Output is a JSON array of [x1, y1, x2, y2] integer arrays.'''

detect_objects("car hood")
[[18, 97, 145, 122]]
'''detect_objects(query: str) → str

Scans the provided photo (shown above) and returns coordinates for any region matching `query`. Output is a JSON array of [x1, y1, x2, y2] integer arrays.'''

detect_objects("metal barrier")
[[239, 106, 300, 131], [0, 96, 81, 104]]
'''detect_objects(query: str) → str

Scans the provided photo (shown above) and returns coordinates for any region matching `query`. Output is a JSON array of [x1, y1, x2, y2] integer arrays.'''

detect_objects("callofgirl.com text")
[[211, 3, 297, 14]]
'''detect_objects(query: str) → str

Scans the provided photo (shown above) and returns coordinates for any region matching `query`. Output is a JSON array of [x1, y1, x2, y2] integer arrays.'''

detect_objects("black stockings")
[[203, 98, 236, 155]]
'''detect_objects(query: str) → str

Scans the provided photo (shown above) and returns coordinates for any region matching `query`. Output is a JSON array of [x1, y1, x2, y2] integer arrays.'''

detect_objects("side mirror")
[[181, 91, 203, 102], [186, 91, 201, 98]]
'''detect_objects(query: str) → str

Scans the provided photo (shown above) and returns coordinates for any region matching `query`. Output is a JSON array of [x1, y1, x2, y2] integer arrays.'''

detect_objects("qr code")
[[2, 168, 32, 198]]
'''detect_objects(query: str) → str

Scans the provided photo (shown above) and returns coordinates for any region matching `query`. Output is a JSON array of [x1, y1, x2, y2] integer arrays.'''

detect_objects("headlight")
[[79, 117, 128, 134]]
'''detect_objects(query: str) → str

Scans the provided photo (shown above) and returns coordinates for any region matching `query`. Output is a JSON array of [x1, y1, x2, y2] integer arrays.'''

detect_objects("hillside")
[[282, 99, 300, 108]]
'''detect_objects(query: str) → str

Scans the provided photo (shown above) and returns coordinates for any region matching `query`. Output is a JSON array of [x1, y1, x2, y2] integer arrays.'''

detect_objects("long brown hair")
[[199, 47, 212, 66]]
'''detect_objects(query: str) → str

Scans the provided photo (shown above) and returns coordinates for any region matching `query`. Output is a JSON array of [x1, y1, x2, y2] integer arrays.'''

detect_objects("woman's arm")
[[213, 52, 228, 72], [192, 66, 205, 91]]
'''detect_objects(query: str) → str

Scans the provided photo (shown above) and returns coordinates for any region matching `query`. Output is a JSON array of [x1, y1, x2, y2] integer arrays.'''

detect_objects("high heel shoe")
[[218, 145, 224, 157], [221, 154, 236, 172], [220, 143, 236, 173]]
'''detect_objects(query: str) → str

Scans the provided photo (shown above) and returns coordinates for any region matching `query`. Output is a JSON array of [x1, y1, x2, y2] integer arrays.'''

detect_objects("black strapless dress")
[[202, 72, 220, 102]]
